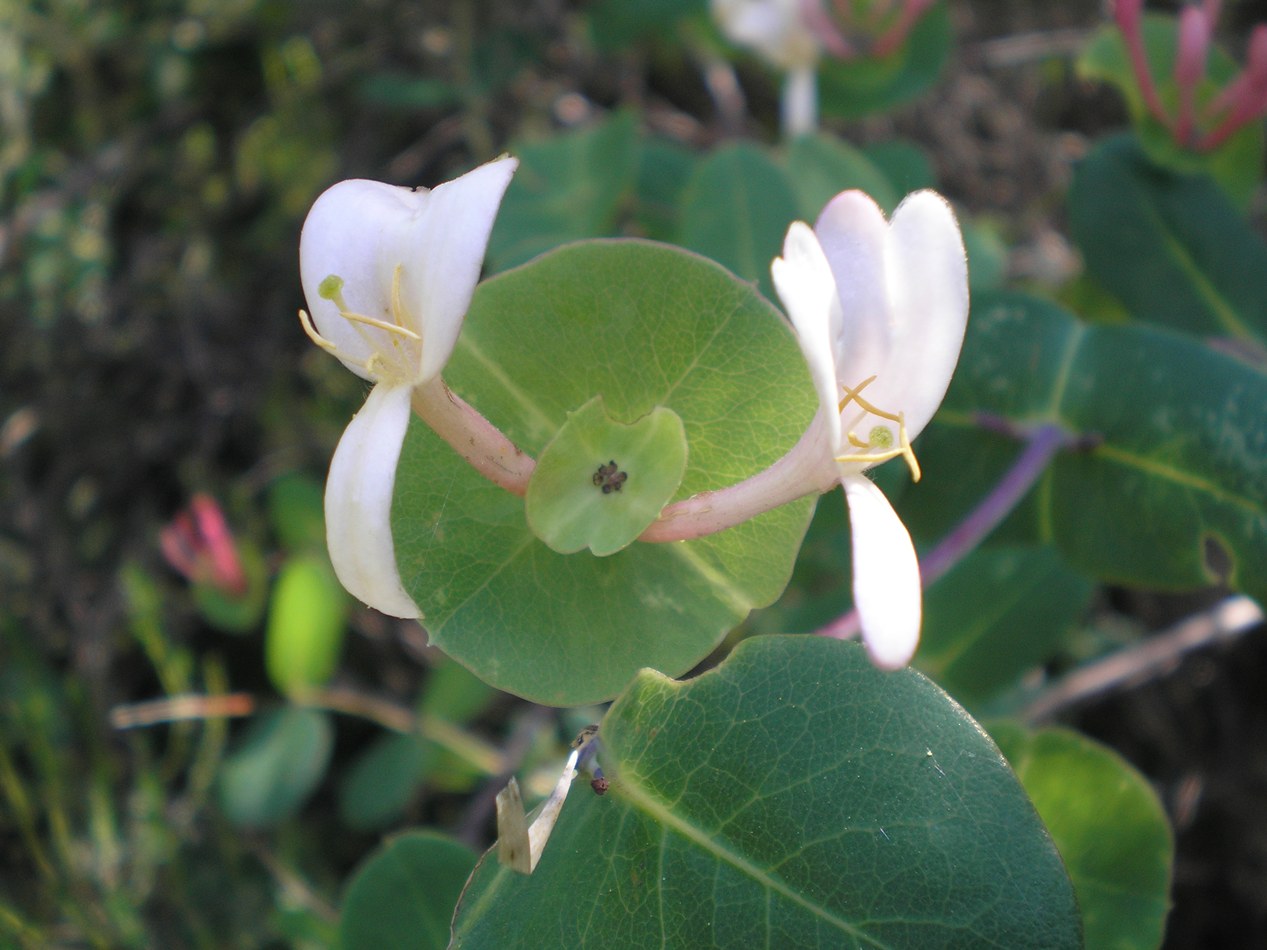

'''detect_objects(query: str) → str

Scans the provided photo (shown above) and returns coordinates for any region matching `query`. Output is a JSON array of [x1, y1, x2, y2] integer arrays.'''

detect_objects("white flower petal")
[[842, 475, 921, 670], [300, 179, 421, 381], [299, 156, 517, 385], [324, 383, 420, 618], [882, 190, 969, 440], [772, 221, 845, 453], [712, 0, 819, 69], [398, 156, 518, 384], [813, 190, 892, 387]]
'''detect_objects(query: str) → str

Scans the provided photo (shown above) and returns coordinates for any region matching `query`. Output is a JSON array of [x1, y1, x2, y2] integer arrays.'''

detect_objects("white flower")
[[772, 189, 968, 668], [712, 0, 822, 135], [298, 156, 517, 617], [711, 0, 820, 71]]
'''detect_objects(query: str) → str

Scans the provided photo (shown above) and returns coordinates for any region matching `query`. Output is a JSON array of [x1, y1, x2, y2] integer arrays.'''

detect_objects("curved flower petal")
[[299, 156, 517, 385], [772, 221, 846, 452], [881, 190, 969, 440], [399, 156, 518, 384], [324, 383, 420, 618], [300, 180, 424, 381], [842, 475, 921, 670], [813, 190, 891, 386], [814, 189, 968, 444]]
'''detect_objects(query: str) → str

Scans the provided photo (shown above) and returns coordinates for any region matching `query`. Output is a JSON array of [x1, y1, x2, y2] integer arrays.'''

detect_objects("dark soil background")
[[3, 1, 1266, 945]]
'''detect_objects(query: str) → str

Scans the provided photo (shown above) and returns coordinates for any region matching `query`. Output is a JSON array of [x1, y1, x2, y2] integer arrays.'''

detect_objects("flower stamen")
[[834, 376, 922, 482]]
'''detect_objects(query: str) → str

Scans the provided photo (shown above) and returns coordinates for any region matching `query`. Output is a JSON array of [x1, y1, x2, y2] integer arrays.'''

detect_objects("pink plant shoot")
[[1116, 0, 1267, 151], [160, 494, 248, 598]]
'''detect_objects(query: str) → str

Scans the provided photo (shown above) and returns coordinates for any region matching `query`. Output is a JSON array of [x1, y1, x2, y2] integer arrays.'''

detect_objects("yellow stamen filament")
[[834, 375, 922, 482], [298, 266, 423, 385], [337, 309, 421, 340], [299, 308, 340, 353]]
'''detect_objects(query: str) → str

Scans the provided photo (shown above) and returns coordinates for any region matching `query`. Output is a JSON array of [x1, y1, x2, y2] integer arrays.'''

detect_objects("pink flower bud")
[[161, 494, 247, 597]]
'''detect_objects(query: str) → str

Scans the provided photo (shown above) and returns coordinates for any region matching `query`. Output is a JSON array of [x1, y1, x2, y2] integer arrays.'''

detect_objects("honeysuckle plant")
[[772, 189, 968, 669], [298, 156, 521, 620]]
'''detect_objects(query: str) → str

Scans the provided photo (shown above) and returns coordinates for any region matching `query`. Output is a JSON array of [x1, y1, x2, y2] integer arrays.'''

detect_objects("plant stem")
[[410, 376, 536, 496], [638, 414, 839, 543]]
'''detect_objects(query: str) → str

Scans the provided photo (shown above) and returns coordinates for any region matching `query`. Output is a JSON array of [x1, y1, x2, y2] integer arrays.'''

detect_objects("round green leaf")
[[783, 134, 897, 216], [452, 636, 1080, 948], [918, 545, 1095, 708], [1069, 135, 1267, 346], [992, 723, 1174, 950], [341, 831, 477, 950], [901, 292, 1267, 606], [487, 112, 640, 272], [678, 143, 800, 301], [526, 396, 687, 556], [393, 241, 816, 705], [338, 732, 432, 831], [217, 706, 333, 828]]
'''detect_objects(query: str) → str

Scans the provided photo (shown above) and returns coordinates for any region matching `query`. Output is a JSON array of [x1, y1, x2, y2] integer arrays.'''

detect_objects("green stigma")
[[318, 274, 345, 300]]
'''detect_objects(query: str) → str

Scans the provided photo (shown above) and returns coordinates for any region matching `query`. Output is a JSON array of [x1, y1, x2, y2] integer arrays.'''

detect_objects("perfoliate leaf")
[[817, 3, 954, 120], [1077, 21, 1264, 207], [393, 240, 816, 704]]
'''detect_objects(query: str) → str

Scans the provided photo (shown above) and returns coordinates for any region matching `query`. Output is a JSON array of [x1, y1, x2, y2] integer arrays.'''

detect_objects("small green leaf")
[[863, 139, 936, 195], [393, 241, 816, 705], [264, 556, 347, 698], [588, 0, 705, 48], [678, 143, 800, 300], [452, 636, 1081, 948], [218, 707, 333, 828], [1069, 135, 1267, 347], [488, 112, 641, 271], [783, 134, 897, 216], [340, 831, 477, 950], [992, 723, 1174, 950], [356, 73, 461, 111], [526, 396, 687, 556], [267, 472, 326, 554], [631, 137, 696, 242], [338, 733, 433, 831]]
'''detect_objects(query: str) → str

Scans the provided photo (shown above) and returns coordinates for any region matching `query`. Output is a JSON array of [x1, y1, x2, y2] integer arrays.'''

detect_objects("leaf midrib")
[[613, 771, 889, 947]]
